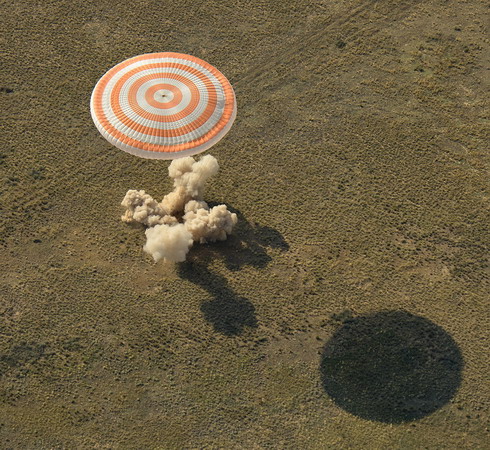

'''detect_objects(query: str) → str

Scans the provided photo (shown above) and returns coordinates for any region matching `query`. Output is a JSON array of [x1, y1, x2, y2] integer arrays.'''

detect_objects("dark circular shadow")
[[320, 311, 463, 423]]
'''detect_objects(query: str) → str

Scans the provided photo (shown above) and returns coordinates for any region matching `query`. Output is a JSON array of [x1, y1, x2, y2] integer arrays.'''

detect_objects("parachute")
[[90, 52, 236, 159]]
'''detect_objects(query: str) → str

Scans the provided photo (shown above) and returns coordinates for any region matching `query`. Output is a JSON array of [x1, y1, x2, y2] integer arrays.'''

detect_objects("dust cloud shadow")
[[0, 342, 47, 377], [320, 310, 463, 423], [200, 203, 290, 272], [177, 206, 289, 336], [178, 262, 258, 336]]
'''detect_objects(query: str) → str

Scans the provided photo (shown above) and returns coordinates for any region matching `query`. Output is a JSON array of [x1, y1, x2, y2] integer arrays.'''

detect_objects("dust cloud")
[[121, 155, 237, 262]]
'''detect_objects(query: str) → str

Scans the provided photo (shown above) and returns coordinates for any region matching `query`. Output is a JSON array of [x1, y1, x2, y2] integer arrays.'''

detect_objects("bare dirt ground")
[[1, 0, 489, 448]]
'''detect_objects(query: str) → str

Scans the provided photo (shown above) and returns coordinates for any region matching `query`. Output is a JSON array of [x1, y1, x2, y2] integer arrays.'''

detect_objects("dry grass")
[[1, 0, 489, 447]]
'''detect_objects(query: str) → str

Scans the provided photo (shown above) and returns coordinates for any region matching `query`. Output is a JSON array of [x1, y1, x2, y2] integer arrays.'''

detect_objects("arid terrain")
[[1, 0, 489, 448]]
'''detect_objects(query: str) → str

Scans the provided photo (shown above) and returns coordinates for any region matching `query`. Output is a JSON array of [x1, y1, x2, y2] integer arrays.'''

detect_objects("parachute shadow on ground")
[[320, 310, 463, 423], [178, 206, 289, 336]]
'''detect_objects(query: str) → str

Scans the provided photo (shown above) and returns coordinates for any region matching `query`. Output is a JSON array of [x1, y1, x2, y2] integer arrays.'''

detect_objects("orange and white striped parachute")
[[90, 52, 236, 159]]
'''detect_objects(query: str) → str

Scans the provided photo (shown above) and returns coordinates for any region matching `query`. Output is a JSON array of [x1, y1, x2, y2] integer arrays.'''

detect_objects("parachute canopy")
[[90, 52, 236, 159]]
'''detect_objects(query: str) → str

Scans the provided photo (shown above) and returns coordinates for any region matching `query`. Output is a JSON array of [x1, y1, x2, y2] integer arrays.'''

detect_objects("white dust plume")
[[121, 189, 176, 226], [160, 154, 219, 215], [121, 155, 237, 262], [184, 200, 238, 243], [144, 223, 194, 263]]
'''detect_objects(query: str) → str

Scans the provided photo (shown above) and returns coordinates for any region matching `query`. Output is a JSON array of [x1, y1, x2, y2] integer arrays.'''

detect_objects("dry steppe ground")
[[1, 0, 489, 448]]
